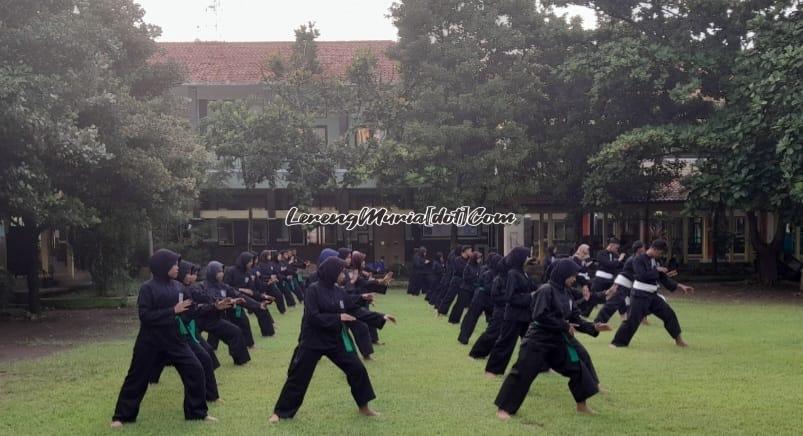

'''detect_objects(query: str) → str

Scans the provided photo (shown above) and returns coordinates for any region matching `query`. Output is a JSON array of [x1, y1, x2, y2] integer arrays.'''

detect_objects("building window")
[[217, 221, 235, 246], [276, 222, 289, 242], [688, 217, 703, 255], [313, 125, 328, 145], [252, 221, 268, 246], [553, 221, 573, 241], [324, 224, 337, 244], [290, 226, 305, 245], [199, 99, 209, 119]]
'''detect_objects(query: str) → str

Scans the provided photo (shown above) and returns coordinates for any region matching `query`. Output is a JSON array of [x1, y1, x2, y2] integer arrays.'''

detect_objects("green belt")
[[341, 325, 356, 353], [563, 334, 580, 363], [234, 305, 243, 318], [176, 316, 199, 344]]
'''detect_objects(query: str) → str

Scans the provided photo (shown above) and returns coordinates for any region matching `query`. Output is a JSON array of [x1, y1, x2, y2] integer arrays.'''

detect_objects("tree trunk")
[[247, 205, 253, 252], [747, 210, 783, 285], [451, 224, 458, 248], [711, 210, 719, 273]]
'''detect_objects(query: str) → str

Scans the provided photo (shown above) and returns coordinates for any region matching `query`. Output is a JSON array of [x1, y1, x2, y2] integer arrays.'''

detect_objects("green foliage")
[[0, 0, 209, 293]]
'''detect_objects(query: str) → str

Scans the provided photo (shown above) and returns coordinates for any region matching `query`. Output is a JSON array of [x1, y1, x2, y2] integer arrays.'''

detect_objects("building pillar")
[[682, 217, 689, 264], [503, 215, 525, 255], [537, 212, 544, 259], [547, 212, 554, 250], [602, 212, 608, 243]]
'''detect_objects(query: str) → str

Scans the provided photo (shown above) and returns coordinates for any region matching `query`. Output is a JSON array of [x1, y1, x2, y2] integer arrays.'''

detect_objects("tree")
[[685, 6, 803, 284], [0, 0, 208, 309]]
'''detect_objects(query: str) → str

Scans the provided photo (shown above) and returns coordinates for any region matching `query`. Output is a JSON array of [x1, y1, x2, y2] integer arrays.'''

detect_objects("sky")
[[134, 0, 596, 42]]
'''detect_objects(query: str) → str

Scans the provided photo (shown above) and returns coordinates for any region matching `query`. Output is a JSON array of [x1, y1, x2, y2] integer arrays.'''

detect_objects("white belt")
[[614, 274, 633, 288], [578, 272, 590, 281], [595, 270, 614, 280], [633, 280, 659, 293]]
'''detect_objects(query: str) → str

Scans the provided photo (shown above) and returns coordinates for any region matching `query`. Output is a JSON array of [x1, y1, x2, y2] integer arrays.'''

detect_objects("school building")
[[155, 40, 802, 269]]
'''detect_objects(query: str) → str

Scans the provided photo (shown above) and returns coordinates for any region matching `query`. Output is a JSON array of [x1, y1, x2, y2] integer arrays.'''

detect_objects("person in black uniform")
[[469, 252, 510, 359], [585, 238, 625, 315], [269, 257, 397, 423], [449, 251, 483, 324], [494, 258, 612, 421], [611, 239, 694, 348], [149, 261, 220, 402], [438, 245, 472, 318], [111, 249, 214, 428], [484, 246, 534, 376], [457, 252, 495, 344], [224, 251, 276, 338], [194, 261, 252, 365], [594, 241, 645, 323]]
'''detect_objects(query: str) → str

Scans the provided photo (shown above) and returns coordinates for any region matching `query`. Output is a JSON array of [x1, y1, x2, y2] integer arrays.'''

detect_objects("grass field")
[[1, 288, 802, 435]]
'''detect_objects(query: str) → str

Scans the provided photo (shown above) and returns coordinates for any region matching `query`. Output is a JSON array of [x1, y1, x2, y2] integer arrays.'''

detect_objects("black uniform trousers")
[[437, 277, 462, 315], [485, 320, 529, 375], [612, 290, 680, 347], [112, 334, 207, 422], [593, 286, 629, 323], [273, 344, 376, 419], [494, 334, 599, 414], [201, 318, 251, 365], [469, 308, 504, 358], [458, 289, 492, 344]]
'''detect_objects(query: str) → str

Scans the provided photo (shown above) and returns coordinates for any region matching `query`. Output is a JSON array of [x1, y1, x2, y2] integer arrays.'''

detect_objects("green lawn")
[[1, 289, 802, 435]]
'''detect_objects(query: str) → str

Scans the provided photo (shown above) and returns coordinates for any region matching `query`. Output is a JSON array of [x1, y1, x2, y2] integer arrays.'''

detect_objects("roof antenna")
[[204, 0, 222, 41]]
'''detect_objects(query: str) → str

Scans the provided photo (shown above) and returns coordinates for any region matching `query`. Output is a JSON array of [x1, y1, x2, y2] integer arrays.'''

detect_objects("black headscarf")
[[548, 258, 582, 289], [205, 261, 225, 284], [177, 260, 198, 284], [235, 251, 254, 271], [149, 249, 181, 282], [337, 247, 352, 260], [318, 257, 347, 287], [504, 246, 530, 270]]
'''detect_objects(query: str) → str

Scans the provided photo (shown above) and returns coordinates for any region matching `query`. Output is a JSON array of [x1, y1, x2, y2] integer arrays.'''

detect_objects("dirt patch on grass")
[[0, 308, 137, 362]]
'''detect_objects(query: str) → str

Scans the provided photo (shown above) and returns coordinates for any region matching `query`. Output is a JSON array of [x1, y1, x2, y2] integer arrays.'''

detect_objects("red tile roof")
[[152, 41, 398, 85]]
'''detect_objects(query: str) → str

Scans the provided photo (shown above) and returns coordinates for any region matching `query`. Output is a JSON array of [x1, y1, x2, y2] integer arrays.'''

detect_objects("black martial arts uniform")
[[450, 255, 482, 324], [225, 252, 275, 337], [256, 253, 287, 314], [193, 261, 251, 365], [425, 257, 444, 304], [438, 253, 468, 317], [469, 262, 509, 358], [112, 249, 207, 423], [149, 261, 220, 403], [495, 259, 600, 415], [458, 255, 496, 344], [581, 249, 623, 317], [594, 255, 636, 323], [407, 251, 428, 296], [485, 247, 534, 375], [273, 257, 386, 419], [611, 254, 682, 347]]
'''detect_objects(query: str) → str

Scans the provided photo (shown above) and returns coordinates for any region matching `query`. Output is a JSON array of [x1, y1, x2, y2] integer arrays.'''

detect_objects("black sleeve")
[[304, 287, 342, 332], [507, 271, 533, 308], [531, 286, 569, 333], [634, 256, 661, 282], [568, 306, 599, 337], [659, 273, 679, 292], [596, 251, 622, 271]]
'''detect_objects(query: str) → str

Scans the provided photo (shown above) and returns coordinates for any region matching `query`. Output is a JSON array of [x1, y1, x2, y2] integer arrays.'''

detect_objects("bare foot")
[[597, 385, 609, 395], [210, 397, 224, 404], [204, 415, 218, 423], [363, 355, 373, 361], [268, 414, 280, 424], [358, 406, 380, 417], [485, 371, 498, 379], [675, 337, 688, 347], [609, 343, 624, 349], [641, 317, 650, 326], [576, 402, 597, 415], [110, 421, 123, 429], [496, 409, 511, 421]]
